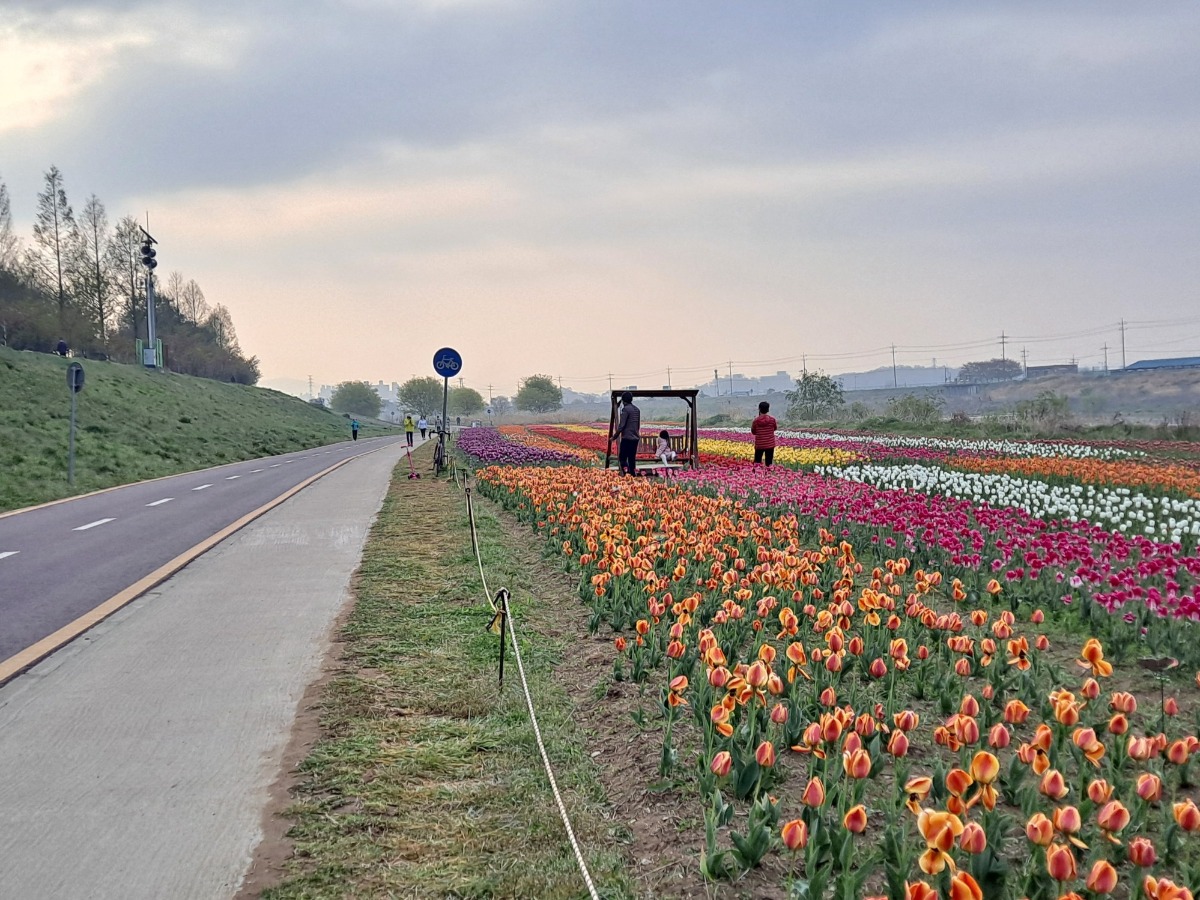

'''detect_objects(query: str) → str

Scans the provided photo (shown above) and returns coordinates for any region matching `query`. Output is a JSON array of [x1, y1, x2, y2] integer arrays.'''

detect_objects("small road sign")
[[67, 362, 85, 393], [433, 347, 462, 378]]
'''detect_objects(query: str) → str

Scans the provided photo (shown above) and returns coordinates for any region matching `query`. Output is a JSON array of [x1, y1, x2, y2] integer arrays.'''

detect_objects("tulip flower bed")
[[496, 425, 598, 461], [456, 426, 588, 465], [477, 463, 1200, 899]]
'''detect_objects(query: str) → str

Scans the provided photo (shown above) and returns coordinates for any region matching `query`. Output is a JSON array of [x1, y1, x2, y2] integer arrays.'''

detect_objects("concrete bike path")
[[0, 436, 419, 899]]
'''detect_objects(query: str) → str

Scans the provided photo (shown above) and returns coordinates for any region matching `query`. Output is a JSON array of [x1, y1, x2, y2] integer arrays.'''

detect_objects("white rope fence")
[[462, 483, 600, 900]]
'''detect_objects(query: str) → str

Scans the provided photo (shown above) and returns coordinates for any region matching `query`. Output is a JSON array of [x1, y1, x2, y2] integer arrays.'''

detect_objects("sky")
[[3, 1, 1198, 400]]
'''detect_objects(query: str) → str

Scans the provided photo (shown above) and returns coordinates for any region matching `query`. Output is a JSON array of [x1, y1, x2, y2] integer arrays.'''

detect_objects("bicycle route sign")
[[433, 347, 462, 379]]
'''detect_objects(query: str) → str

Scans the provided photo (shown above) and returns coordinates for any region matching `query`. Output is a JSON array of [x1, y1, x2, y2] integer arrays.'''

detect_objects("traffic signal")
[[140, 239, 157, 269]]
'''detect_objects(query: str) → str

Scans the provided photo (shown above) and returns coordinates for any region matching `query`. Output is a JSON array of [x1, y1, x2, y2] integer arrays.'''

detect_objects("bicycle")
[[434, 354, 460, 374]]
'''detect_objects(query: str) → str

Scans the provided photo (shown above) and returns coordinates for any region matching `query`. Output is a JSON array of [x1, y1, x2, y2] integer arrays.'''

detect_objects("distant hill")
[[0, 346, 384, 512]]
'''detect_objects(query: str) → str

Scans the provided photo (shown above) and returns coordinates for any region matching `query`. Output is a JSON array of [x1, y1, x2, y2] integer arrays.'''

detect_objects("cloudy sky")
[[3, 1, 1198, 398]]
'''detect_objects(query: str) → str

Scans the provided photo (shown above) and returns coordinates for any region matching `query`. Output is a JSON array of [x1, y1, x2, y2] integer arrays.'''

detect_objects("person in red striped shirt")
[[750, 401, 777, 466]]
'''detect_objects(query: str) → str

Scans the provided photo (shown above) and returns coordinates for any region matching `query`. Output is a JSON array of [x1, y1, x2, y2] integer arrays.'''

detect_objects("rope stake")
[[463, 485, 600, 899]]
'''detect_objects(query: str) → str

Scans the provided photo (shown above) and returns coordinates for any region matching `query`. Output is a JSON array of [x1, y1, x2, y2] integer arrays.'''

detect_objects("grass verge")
[[257, 447, 634, 899], [0, 345, 391, 512]]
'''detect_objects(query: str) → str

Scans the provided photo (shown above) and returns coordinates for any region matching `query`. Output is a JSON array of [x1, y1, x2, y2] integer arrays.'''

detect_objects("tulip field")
[[460, 423, 1200, 899]]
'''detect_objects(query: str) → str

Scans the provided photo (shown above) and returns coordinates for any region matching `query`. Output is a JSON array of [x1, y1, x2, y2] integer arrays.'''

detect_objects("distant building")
[[1124, 357, 1200, 372], [1025, 363, 1078, 379]]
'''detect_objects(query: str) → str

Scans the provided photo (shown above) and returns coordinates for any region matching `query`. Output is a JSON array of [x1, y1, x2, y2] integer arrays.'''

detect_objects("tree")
[[75, 194, 113, 344], [491, 396, 511, 418], [28, 166, 79, 329], [178, 279, 208, 324], [957, 358, 1022, 383], [449, 386, 484, 416], [398, 376, 444, 417], [886, 393, 945, 424], [785, 370, 844, 421], [0, 176, 20, 272], [330, 381, 382, 417], [106, 215, 143, 340], [515, 374, 562, 413], [206, 303, 240, 351]]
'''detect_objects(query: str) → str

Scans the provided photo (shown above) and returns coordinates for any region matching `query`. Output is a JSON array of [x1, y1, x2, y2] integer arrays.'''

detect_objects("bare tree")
[[28, 166, 79, 328], [75, 194, 113, 343], [206, 303, 239, 351], [0, 176, 20, 273], [106, 215, 143, 341], [164, 270, 185, 311], [179, 279, 208, 323]]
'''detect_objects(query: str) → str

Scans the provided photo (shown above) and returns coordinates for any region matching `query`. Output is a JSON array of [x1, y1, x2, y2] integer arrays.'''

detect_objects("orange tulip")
[[1143, 876, 1195, 900], [1136, 772, 1163, 803], [1168, 739, 1191, 766], [1108, 713, 1129, 736], [710, 751, 732, 777], [949, 871, 982, 900], [1087, 779, 1114, 805], [1077, 638, 1113, 677], [1085, 858, 1118, 894], [905, 881, 937, 900], [1128, 836, 1157, 867], [755, 740, 776, 768], [905, 776, 933, 815], [894, 709, 919, 732], [1096, 799, 1130, 839], [988, 722, 1011, 750], [801, 776, 825, 808], [959, 821, 987, 854], [1025, 812, 1054, 847], [1053, 805, 1087, 849], [781, 818, 808, 851], [1045, 842, 1077, 882], [1174, 798, 1200, 832], [1039, 768, 1068, 801], [887, 729, 910, 758], [843, 804, 868, 834], [1110, 691, 1137, 714], [1071, 727, 1106, 767], [843, 747, 872, 779], [986, 579, 1001, 595], [770, 702, 788, 725], [1004, 699, 1031, 724]]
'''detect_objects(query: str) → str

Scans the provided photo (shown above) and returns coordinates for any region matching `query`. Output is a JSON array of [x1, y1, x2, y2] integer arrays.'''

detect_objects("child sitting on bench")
[[655, 429, 678, 464]]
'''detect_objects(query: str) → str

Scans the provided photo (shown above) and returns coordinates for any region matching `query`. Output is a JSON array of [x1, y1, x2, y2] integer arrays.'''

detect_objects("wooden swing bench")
[[602, 389, 700, 476]]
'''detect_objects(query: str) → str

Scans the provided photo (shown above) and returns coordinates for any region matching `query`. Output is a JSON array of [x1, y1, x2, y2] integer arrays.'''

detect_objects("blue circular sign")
[[433, 347, 462, 378]]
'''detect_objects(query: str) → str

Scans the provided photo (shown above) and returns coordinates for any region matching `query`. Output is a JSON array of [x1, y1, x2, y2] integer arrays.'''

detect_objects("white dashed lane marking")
[[268, 464, 280, 468], [0, 551, 19, 560], [192, 484, 212, 492], [145, 498, 173, 507], [73, 518, 115, 532], [250, 469, 264, 473], [226, 475, 241, 480]]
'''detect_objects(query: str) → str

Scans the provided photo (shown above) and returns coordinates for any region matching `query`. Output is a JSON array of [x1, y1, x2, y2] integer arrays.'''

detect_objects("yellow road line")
[[0, 446, 389, 686]]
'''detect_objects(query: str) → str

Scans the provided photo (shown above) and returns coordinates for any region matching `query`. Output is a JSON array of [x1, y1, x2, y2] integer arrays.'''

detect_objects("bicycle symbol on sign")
[[435, 354, 460, 373]]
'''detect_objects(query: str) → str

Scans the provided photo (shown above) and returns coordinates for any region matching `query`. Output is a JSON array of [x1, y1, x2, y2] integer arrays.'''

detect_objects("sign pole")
[[66, 362, 84, 485], [68, 388, 77, 485]]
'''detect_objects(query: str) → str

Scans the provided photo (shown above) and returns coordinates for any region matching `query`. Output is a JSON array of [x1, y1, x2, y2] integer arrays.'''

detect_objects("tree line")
[[0, 166, 260, 384], [327, 374, 563, 418]]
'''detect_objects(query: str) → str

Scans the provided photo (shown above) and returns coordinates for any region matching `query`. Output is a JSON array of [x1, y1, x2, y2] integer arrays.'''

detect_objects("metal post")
[[146, 270, 157, 366], [466, 487, 477, 557], [68, 388, 77, 485], [497, 591, 508, 689], [441, 377, 449, 464]]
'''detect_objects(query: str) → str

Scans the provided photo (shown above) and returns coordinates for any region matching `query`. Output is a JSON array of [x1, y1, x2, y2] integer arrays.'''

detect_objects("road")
[[0, 435, 410, 669]]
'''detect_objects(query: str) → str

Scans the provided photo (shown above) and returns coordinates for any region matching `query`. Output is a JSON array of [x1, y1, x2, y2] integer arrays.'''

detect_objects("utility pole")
[[714, 368, 719, 396], [1101, 344, 1109, 372], [891, 345, 898, 388], [728, 361, 734, 396], [307, 375, 313, 399], [608, 373, 613, 391], [138, 226, 158, 368], [802, 354, 807, 375], [1119, 319, 1126, 369], [487, 384, 493, 404], [1000, 331, 1007, 361], [666, 366, 671, 388], [1021, 347, 1027, 376], [458, 376, 465, 389]]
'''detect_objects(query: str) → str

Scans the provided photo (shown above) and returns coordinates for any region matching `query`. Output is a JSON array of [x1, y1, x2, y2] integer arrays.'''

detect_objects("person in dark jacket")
[[613, 391, 641, 476]]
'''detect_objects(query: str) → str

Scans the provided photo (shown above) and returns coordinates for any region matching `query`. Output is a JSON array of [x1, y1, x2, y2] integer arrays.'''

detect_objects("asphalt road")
[[0, 434, 411, 663]]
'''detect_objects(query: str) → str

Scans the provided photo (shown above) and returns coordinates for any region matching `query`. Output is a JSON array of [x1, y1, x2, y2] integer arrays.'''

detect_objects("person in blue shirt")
[[351, 418, 360, 441]]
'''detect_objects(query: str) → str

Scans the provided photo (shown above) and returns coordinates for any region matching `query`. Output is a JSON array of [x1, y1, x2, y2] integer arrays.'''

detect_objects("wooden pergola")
[[603, 389, 700, 472]]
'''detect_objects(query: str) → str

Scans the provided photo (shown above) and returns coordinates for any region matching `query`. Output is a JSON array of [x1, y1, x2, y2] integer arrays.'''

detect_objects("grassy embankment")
[[0, 345, 383, 512], [257, 446, 633, 899]]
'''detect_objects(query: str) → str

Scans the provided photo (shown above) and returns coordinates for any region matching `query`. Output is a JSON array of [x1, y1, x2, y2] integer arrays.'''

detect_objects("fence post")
[[466, 487, 478, 558], [497, 589, 508, 689]]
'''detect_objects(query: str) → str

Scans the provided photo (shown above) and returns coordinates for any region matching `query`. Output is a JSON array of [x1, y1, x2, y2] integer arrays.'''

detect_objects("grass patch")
[[0, 345, 394, 511], [259, 447, 634, 899]]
